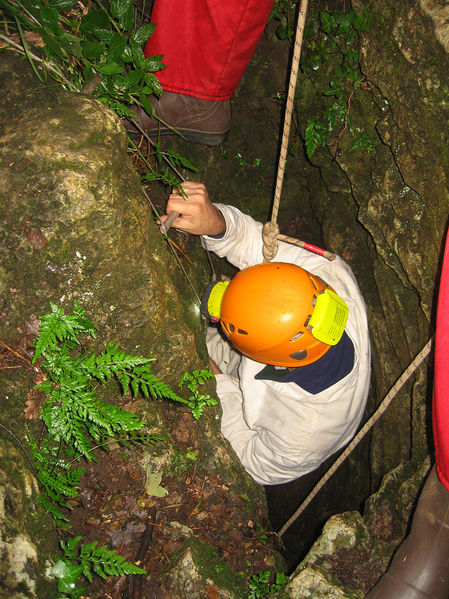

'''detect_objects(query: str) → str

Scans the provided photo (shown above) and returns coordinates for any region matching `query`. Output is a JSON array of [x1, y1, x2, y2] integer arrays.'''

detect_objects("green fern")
[[37, 378, 142, 459], [304, 120, 327, 158], [178, 369, 217, 420], [32, 302, 187, 459], [121, 365, 185, 402], [299, 8, 375, 158], [30, 436, 84, 528], [53, 536, 146, 597], [30, 301, 210, 546], [33, 300, 95, 363]]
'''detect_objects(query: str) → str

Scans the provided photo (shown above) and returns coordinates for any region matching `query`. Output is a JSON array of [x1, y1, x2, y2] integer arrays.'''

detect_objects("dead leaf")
[[22, 224, 48, 250], [24, 387, 46, 420], [206, 584, 220, 599]]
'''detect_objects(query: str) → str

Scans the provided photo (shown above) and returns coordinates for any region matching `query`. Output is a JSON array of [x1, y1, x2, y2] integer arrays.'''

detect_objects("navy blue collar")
[[254, 332, 354, 394]]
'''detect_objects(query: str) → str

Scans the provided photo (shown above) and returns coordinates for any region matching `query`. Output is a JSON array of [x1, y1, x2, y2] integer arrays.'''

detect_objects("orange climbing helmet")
[[202, 262, 349, 367]]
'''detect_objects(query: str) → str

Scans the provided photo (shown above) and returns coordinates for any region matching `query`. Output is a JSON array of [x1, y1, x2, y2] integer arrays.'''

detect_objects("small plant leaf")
[[144, 471, 168, 497]]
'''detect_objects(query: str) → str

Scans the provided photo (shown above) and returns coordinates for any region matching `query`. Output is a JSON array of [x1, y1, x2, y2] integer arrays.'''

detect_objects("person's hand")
[[159, 181, 226, 236]]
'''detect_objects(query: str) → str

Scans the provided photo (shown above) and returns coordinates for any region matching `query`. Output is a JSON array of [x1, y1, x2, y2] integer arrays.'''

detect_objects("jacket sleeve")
[[201, 204, 265, 269]]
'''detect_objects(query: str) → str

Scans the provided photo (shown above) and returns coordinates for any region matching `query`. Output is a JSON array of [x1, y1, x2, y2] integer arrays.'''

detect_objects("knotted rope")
[[262, 221, 280, 262], [263, 0, 313, 262]]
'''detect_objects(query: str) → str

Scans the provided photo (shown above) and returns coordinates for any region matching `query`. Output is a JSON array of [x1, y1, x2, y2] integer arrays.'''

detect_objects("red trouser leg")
[[433, 233, 449, 492], [144, 0, 274, 101]]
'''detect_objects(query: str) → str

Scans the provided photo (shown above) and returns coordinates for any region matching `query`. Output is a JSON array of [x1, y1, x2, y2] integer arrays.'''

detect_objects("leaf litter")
[[66, 403, 279, 598]]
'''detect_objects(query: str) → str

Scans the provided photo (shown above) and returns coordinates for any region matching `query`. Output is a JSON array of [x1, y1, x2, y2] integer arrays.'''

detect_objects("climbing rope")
[[262, 0, 336, 263], [263, 0, 310, 261], [277, 338, 434, 537]]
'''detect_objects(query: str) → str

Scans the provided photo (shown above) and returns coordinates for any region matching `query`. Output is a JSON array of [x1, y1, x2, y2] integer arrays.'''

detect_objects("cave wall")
[[286, 0, 449, 490]]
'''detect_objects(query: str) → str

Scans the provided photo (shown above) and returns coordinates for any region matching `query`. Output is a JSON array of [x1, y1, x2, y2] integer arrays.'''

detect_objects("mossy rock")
[[161, 536, 248, 598]]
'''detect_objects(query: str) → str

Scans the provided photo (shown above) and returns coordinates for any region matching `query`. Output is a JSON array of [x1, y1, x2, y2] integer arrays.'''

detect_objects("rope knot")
[[262, 221, 280, 262]]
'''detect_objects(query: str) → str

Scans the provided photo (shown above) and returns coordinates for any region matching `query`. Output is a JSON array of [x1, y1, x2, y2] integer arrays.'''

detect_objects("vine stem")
[[0, 338, 33, 365], [332, 79, 364, 158]]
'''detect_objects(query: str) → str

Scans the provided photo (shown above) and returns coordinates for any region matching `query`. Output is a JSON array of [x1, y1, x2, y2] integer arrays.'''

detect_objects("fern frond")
[[78, 541, 147, 580], [33, 302, 183, 465], [75, 343, 153, 383], [31, 434, 84, 529], [60, 536, 83, 559], [33, 302, 95, 363], [38, 496, 71, 527], [72, 300, 96, 337], [96, 400, 144, 433], [304, 119, 327, 158], [41, 400, 93, 458], [69, 417, 96, 459], [58, 538, 146, 586], [41, 346, 78, 382], [36, 469, 80, 498], [128, 366, 185, 402]]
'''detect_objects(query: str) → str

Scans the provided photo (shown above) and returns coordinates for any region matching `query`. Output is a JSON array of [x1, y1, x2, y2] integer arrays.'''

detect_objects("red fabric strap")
[[144, 0, 274, 100], [433, 232, 449, 491]]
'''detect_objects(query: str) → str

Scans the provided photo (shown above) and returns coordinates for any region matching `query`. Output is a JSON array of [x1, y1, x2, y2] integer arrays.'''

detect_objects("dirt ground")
[[67, 412, 279, 598]]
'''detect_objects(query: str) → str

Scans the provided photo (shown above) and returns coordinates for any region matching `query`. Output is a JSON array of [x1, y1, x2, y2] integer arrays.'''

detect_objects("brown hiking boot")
[[126, 91, 231, 147], [366, 465, 449, 599]]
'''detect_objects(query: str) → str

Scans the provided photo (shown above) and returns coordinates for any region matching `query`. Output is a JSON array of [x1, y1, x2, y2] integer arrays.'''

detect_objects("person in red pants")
[[366, 232, 449, 598], [131, 0, 274, 146]]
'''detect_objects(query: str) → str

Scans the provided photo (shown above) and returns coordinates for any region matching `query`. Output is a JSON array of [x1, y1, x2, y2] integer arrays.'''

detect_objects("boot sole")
[[126, 122, 228, 147]]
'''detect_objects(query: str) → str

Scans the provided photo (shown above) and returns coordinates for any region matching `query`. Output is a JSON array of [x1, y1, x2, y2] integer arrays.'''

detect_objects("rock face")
[[0, 52, 268, 598], [292, 0, 449, 488], [0, 440, 50, 599], [0, 53, 203, 383]]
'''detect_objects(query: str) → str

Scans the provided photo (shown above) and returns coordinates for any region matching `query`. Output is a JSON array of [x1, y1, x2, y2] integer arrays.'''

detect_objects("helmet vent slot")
[[289, 331, 303, 342], [290, 350, 307, 361], [312, 294, 317, 307], [304, 315, 311, 327], [237, 328, 248, 335], [229, 323, 235, 332]]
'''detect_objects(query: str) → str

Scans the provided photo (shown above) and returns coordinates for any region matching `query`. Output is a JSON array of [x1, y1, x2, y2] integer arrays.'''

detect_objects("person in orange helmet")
[[160, 181, 371, 488]]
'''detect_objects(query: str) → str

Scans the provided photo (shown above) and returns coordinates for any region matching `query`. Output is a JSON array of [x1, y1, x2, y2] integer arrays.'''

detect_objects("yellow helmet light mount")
[[307, 288, 348, 345], [200, 280, 230, 323]]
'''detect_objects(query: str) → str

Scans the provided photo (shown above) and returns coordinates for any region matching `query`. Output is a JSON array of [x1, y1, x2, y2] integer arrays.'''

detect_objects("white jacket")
[[202, 204, 371, 486]]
